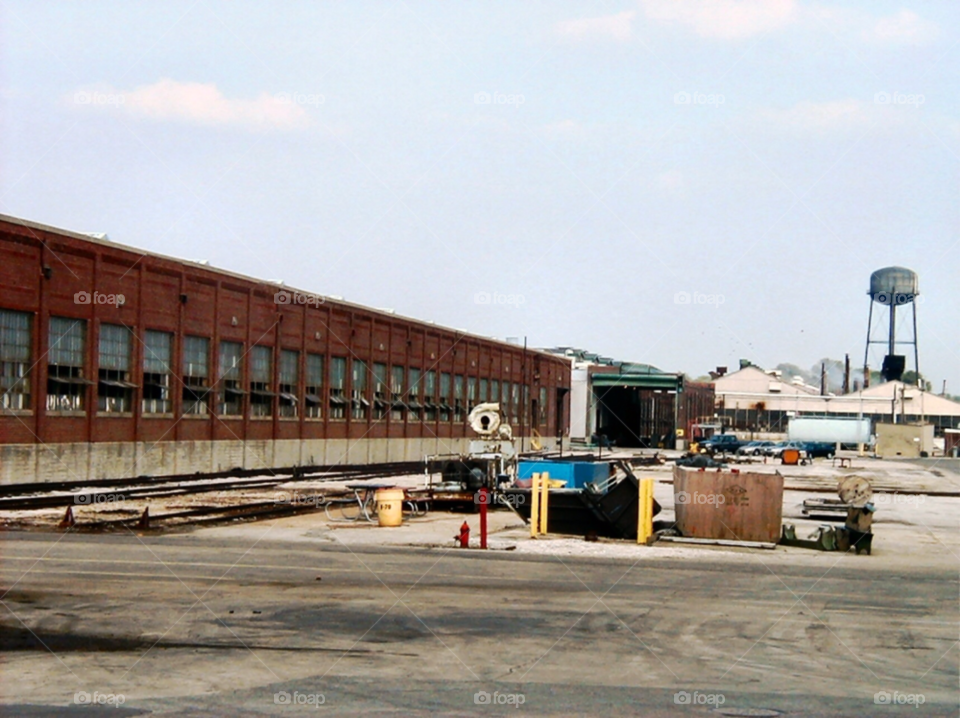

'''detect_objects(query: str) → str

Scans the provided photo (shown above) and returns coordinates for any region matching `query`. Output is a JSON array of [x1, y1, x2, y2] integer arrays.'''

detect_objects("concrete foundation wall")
[[0, 436, 558, 486]]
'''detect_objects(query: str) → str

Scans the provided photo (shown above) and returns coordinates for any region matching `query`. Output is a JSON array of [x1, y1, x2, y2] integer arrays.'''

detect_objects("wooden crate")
[[673, 466, 784, 543]]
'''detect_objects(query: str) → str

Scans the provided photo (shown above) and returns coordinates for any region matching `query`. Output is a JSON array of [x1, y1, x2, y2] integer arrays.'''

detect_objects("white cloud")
[[757, 99, 868, 132], [639, 0, 797, 40], [541, 119, 584, 138], [555, 11, 636, 42], [862, 9, 938, 45], [656, 170, 684, 192], [70, 79, 312, 130]]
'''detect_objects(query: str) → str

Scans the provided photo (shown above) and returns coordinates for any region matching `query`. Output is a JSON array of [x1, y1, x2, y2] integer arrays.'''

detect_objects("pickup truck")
[[699, 434, 742, 454]]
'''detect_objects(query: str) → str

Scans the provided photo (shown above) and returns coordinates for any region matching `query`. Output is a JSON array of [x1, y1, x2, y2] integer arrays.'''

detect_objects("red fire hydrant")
[[454, 521, 470, 548]]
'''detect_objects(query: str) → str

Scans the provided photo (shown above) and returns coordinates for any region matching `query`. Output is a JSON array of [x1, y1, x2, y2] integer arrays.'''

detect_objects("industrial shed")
[[546, 348, 714, 449], [0, 215, 570, 484]]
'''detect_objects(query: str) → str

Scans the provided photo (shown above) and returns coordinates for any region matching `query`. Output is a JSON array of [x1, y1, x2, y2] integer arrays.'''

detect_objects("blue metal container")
[[517, 460, 611, 490]]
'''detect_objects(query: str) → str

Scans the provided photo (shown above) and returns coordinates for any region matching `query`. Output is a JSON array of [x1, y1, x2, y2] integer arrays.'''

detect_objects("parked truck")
[[699, 433, 742, 454]]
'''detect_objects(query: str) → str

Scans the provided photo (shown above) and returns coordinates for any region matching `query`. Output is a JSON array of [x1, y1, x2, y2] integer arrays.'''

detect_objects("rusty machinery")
[[427, 403, 517, 503], [781, 475, 876, 554]]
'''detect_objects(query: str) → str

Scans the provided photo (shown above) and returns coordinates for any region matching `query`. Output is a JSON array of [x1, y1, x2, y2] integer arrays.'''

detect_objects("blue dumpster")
[[517, 460, 611, 490]]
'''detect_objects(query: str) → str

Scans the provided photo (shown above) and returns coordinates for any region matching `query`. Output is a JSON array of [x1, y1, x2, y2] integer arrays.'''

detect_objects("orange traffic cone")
[[58, 506, 76, 529]]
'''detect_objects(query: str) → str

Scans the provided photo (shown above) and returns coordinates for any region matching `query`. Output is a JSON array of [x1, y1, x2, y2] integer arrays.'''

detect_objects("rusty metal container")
[[673, 466, 783, 543]]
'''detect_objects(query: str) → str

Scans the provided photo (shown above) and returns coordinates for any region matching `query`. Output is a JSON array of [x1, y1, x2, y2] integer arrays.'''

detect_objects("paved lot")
[[1, 529, 958, 716]]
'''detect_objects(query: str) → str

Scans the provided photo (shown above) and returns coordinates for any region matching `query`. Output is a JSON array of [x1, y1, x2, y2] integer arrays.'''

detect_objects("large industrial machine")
[[426, 403, 518, 503]]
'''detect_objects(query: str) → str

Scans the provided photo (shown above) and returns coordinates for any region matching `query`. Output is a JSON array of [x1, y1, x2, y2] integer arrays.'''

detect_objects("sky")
[[2, 1, 957, 391]]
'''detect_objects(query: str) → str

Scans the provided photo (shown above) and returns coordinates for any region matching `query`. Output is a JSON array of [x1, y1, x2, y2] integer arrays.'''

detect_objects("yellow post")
[[539, 471, 549, 535], [637, 478, 654, 545], [530, 473, 540, 538]]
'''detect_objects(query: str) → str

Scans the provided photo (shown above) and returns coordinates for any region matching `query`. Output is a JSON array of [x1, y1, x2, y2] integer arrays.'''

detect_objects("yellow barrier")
[[539, 471, 549, 535], [530, 473, 540, 538], [637, 478, 654, 545], [530, 472, 550, 537]]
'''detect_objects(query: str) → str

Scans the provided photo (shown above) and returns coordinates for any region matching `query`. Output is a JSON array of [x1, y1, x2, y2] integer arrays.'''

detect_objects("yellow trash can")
[[375, 488, 405, 527]]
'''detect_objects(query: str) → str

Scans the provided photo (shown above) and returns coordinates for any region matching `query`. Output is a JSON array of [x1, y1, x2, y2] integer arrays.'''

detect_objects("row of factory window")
[[0, 310, 549, 425]]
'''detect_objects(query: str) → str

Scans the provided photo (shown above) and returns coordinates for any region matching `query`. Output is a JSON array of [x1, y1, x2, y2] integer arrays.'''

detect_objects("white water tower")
[[863, 266, 920, 385]]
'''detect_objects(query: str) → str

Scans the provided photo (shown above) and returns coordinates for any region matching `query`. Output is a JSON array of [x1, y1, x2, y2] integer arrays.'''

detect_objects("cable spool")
[[838, 476, 873, 507], [468, 402, 502, 437]]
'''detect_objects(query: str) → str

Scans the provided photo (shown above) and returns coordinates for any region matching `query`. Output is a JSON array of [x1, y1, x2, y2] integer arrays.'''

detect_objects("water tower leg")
[[888, 302, 896, 357], [912, 301, 920, 386]]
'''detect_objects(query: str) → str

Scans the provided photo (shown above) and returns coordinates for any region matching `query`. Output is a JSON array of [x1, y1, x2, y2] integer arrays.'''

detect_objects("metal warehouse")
[[0, 215, 570, 485]]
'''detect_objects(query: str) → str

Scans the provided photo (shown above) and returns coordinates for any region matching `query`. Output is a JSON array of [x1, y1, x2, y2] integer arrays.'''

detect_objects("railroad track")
[[0, 461, 422, 512], [82, 496, 333, 531]]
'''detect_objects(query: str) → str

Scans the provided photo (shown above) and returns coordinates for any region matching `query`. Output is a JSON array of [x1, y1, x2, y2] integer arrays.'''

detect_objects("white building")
[[714, 366, 960, 434]]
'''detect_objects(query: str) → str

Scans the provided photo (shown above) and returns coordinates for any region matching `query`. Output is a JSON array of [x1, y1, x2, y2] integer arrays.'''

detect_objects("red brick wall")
[[0, 217, 570, 447]]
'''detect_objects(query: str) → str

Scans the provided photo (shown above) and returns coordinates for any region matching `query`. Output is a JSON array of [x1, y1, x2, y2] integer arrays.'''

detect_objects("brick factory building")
[[0, 215, 571, 485]]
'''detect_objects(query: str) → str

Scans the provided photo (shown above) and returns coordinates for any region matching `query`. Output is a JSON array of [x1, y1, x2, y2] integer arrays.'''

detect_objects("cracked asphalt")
[[1, 529, 958, 716]]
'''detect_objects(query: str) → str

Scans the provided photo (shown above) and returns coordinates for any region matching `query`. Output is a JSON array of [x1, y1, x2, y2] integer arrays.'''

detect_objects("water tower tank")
[[869, 266, 919, 304], [863, 266, 920, 386]]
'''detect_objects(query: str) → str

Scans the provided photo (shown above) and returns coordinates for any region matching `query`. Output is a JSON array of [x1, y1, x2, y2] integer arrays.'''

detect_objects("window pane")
[[219, 341, 243, 380], [49, 317, 85, 367], [0, 310, 31, 362], [217, 341, 244, 416], [352, 359, 367, 391], [306, 354, 324, 387], [330, 357, 347, 389], [329, 357, 347, 419], [143, 330, 171, 373], [351, 360, 368, 420], [182, 337, 210, 415], [305, 353, 324, 419], [143, 330, 172, 414], [0, 310, 32, 410], [183, 336, 209, 378], [47, 317, 87, 412], [251, 346, 272, 382], [280, 350, 298, 385], [279, 350, 299, 418], [373, 363, 387, 391], [98, 324, 131, 372]]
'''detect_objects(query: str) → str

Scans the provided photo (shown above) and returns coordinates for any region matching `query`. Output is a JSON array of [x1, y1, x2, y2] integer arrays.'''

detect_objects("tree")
[[901, 371, 932, 391]]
